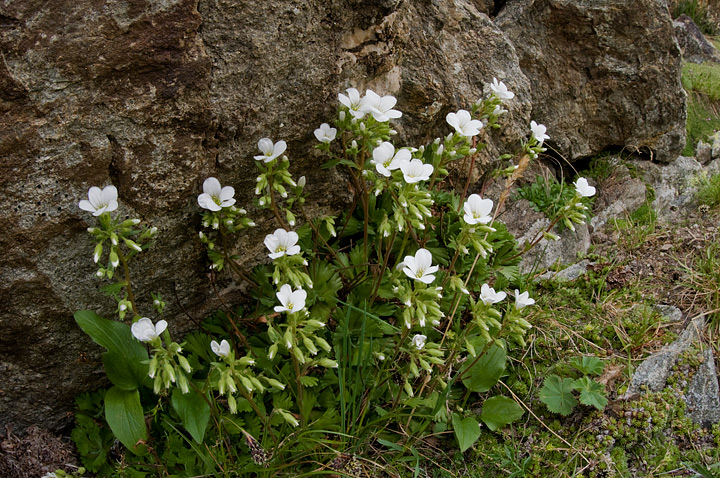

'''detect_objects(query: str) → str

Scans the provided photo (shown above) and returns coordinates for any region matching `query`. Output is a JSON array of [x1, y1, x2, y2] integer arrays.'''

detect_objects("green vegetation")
[[672, 0, 719, 34], [696, 171, 720, 208], [681, 62, 720, 156]]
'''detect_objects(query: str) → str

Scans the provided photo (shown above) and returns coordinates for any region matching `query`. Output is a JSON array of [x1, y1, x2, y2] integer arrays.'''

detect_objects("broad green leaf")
[[569, 356, 605, 376], [171, 387, 211, 443], [571, 377, 608, 410], [452, 413, 482, 452], [539, 375, 577, 415], [75, 310, 149, 389], [102, 352, 145, 390], [461, 343, 506, 393], [480, 396, 524, 431], [104, 386, 147, 454]]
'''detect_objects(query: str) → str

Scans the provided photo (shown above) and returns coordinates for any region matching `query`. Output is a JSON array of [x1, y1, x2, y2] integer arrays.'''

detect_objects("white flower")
[[492, 105, 508, 116], [254, 138, 287, 162], [479, 284, 506, 305], [446, 109, 483, 137], [197, 177, 236, 211], [371, 142, 411, 177], [314, 123, 337, 143], [490, 78, 515, 100], [264, 228, 301, 259], [274, 284, 307, 313], [400, 158, 434, 184], [411, 334, 427, 350], [530, 121, 549, 145], [402, 248, 439, 284], [361, 89, 402, 122], [463, 194, 494, 225], [211, 339, 231, 357], [338, 87, 366, 119], [78, 185, 119, 216], [573, 177, 596, 197], [131, 318, 167, 343], [514, 290, 535, 309]]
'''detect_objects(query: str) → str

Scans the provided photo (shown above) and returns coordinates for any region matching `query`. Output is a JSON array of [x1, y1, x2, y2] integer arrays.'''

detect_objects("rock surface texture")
[[0, 0, 686, 433], [496, 0, 686, 163]]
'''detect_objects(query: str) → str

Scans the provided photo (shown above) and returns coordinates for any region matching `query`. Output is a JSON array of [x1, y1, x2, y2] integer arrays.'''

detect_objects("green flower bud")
[[317, 358, 338, 369], [303, 336, 318, 356], [93, 243, 103, 263], [265, 378, 286, 390], [228, 394, 237, 414], [314, 336, 331, 353], [239, 375, 254, 392], [178, 355, 192, 374]]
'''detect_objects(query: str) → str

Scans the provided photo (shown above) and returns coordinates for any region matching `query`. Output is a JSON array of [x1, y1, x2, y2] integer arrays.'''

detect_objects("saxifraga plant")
[[70, 79, 597, 477]]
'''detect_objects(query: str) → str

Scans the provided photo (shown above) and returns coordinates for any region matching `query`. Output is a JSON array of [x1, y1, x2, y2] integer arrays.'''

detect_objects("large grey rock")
[[674, 14, 720, 64], [0, 0, 530, 434], [503, 198, 591, 274], [685, 347, 720, 427], [626, 316, 704, 395], [496, 0, 686, 163], [631, 156, 720, 220]]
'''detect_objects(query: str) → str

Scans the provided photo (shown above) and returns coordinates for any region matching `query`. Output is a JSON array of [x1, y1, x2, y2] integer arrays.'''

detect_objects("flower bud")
[[93, 243, 103, 263], [339, 110, 346, 121], [178, 355, 192, 374], [297, 176, 306, 188], [109, 250, 119, 268]]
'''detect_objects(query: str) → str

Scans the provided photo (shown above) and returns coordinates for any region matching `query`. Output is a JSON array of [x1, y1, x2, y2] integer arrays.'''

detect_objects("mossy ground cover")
[[682, 62, 720, 156]]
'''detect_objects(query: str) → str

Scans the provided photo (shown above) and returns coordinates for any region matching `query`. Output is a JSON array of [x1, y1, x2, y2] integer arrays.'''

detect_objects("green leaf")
[[569, 356, 605, 376], [539, 375, 577, 415], [104, 386, 147, 454], [75, 310, 149, 389], [452, 413, 482, 452], [480, 396, 524, 431], [102, 351, 146, 390], [298, 375, 319, 387], [461, 343, 506, 393], [571, 377, 608, 410], [171, 387, 211, 443]]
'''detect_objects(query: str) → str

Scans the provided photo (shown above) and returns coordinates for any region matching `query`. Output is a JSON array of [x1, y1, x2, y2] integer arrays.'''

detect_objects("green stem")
[[116, 248, 139, 318]]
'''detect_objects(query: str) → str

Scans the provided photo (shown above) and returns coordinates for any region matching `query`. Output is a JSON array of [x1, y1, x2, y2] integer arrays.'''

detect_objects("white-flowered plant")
[[197, 177, 236, 211], [490, 77, 515, 101], [73, 77, 591, 474], [514, 290, 535, 309], [274, 284, 307, 313], [211, 339, 231, 357], [402, 248, 439, 284], [479, 284, 507, 305], [371, 141, 411, 177], [463, 194, 494, 225], [400, 158, 434, 184], [254, 138, 287, 163], [314, 123, 337, 143], [574, 177, 596, 197], [79, 185, 119, 216], [411, 334, 427, 350], [338, 87, 366, 119], [530, 120, 550, 145], [446, 109, 483, 137], [131, 317, 167, 343], [264, 228, 301, 259], [361, 89, 402, 122]]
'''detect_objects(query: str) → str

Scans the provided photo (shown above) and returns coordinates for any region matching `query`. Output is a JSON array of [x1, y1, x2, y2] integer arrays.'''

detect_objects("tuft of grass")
[[682, 239, 720, 332], [681, 62, 720, 156], [695, 171, 720, 208]]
